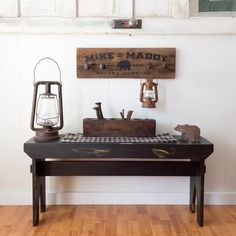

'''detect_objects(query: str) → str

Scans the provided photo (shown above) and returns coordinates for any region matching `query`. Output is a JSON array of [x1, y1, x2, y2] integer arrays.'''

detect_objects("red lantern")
[[140, 79, 158, 108]]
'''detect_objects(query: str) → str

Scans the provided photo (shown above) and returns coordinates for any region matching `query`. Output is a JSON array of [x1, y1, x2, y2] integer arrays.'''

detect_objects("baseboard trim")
[[46, 192, 189, 205], [205, 192, 236, 205], [0, 192, 235, 205]]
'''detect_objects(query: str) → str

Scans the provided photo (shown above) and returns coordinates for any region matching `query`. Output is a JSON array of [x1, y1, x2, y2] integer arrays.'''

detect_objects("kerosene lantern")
[[139, 79, 158, 108], [30, 57, 63, 141]]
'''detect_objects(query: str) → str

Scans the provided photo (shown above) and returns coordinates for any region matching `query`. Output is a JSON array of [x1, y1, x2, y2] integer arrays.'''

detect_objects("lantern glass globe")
[[36, 93, 59, 127]]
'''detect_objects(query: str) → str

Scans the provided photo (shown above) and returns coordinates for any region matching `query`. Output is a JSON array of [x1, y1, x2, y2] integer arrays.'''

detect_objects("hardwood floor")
[[0, 205, 236, 236]]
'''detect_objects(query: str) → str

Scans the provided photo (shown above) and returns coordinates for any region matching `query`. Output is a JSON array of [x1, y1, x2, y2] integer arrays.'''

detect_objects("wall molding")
[[0, 17, 236, 35], [1, 192, 236, 205]]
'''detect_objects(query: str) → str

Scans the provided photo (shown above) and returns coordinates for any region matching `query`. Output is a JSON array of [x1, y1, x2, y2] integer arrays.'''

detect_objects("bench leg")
[[32, 159, 40, 226], [189, 176, 196, 213], [196, 161, 205, 227], [40, 176, 46, 213]]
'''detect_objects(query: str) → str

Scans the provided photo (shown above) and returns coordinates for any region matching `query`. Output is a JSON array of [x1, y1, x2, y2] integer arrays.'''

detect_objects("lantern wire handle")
[[33, 57, 62, 85]]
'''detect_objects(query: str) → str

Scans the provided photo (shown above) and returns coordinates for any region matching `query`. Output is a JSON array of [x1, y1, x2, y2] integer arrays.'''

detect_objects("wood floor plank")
[[0, 205, 235, 236]]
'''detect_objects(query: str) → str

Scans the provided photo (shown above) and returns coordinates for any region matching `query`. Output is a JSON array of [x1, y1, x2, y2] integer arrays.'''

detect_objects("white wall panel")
[[0, 0, 18, 17], [21, 0, 76, 17], [135, 0, 170, 17], [171, 0, 189, 18], [79, 0, 116, 17], [116, 0, 132, 18], [58, 0, 76, 17], [0, 1, 236, 204], [0, 35, 21, 191], [0, 34, 234, 204]]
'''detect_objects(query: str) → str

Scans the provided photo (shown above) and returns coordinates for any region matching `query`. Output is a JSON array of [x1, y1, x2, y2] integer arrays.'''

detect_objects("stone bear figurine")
[[174, 124, 200, 143]]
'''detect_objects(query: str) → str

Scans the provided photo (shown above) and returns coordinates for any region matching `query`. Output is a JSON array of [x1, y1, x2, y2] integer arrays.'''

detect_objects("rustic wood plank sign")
[[77, 48, 176, 79]]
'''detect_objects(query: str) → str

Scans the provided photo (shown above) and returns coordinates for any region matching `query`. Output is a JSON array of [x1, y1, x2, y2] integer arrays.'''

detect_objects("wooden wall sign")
[[77, 48, 176, 79]]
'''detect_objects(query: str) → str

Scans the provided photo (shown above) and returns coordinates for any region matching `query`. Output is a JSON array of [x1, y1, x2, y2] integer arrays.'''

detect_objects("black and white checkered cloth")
[[61, 133, 177, 143]]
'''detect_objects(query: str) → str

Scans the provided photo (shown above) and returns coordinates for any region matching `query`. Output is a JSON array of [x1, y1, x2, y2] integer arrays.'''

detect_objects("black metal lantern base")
[[34, 130, 59, 142]]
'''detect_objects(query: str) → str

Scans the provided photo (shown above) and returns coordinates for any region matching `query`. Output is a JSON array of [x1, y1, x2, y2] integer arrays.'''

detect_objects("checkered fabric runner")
[[61, 133, 177, 143]]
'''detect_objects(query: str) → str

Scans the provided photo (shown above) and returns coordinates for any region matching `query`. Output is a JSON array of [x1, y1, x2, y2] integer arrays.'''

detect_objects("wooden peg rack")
[[77, 48, 176, 79]]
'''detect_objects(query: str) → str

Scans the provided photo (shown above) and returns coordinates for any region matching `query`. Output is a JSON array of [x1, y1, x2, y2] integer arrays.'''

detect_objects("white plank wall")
[[20, 0, 76, 17], [0, 1, 236, 205], [0, 0, 190, 18], [0, 0, 18, 17], [171, 0, 190, 18]]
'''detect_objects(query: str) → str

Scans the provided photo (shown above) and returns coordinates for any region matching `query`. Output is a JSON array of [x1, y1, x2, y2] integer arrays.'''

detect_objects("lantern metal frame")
[[30, 57, 64, 142]]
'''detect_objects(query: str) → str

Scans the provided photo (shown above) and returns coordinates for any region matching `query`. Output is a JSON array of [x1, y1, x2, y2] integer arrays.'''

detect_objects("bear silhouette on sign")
[[117, 60, 131, 70]]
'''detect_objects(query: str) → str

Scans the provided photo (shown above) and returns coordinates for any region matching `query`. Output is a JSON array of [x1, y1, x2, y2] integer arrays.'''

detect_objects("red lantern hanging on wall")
[[139, 79, 158, 108]]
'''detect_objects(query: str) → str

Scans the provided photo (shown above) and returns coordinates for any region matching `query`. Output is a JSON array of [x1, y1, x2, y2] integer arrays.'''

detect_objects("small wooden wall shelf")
[[77, 48, 176, 79], [83, 118, 156, 137]]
